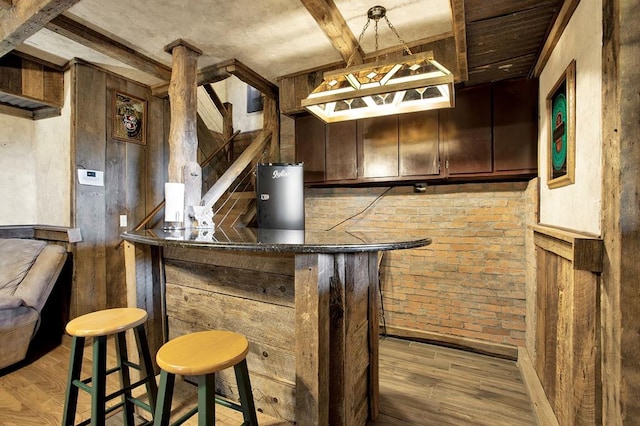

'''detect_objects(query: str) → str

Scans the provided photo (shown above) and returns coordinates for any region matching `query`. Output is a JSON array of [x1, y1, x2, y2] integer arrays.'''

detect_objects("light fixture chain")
[[384, 16, 413, 55], [346, 18, 371, 68], [374, 18, 380, 63]]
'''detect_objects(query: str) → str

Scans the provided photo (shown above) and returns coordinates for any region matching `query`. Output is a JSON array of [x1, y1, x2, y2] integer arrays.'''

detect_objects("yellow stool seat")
[[62, 307, 158, 426], [153, 330, 258, 425], [156, 330, 249, 376], [65, 307, 148, 337]]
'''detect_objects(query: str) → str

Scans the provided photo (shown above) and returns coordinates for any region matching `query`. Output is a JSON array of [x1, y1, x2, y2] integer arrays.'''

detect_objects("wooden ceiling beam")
[[221, 58, 279, 100], [450, 0, 468, 82], [300, 0, 364, 65], [0, 0, 80, 57], [532, 0, 580, 77], [152, 63, 230, 97], [45, 15, 172, 81], [152, 58, 279, 101]]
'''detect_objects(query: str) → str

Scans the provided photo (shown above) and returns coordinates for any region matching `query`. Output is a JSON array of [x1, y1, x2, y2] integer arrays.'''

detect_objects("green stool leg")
[[91, 335, 107, 426], [198, 373, 216, 426], [234, 360, 258, 426], [153, 370, 175, 426], [62, 336, 85, 426], [134, 323, 158, 413], [115, 331, 135, 425]]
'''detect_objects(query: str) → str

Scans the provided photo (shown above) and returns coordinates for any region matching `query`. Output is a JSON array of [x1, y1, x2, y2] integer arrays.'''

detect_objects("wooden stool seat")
[[153, 330, 258, 426], [63, 307, 158, 426], [156, 330, 249, 376], [65, 307, 148, 337]]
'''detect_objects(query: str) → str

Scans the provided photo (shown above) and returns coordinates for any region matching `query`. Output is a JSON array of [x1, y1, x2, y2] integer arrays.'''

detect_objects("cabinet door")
[[493, 79, 538, 173], [399, 110, 440, 177], [326, 120, 357, 181], [357, 115, 399, 178], [440, 85, 492, 175], [295, 115, 325, 182]]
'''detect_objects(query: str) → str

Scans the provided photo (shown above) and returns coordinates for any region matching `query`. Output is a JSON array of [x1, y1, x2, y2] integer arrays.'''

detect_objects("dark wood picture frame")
[[112, 91, 147, 145], [546, 60, 576, 188]]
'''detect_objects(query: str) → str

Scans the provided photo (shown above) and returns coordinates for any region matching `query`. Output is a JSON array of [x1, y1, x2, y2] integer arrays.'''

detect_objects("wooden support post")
[[263, 96, 280, 162], [295, 253, 331, 426], [602, 0, 640, 422], [295, 251, 379, 425], [223, 102, 234, 162], [164, 39, 202, 227]]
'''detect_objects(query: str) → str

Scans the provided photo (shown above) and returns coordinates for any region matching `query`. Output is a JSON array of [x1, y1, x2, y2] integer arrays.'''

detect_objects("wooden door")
[[295, 115, 325, 183], [493, 78, 538, 173], [326, 120, 357, 181], [358, 115, 399, 179], [440, 85, 492, 175], [399, 110, 440, 177]]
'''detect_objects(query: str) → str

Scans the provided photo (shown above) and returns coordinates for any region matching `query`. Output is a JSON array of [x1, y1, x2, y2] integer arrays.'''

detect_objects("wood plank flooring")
[[0, 335, 536, 425], [371, 337, 537, 426]]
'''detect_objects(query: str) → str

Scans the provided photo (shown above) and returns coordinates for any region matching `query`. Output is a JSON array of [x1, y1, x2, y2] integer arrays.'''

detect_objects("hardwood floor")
[[0, 335, 536, 425], [371, 337, 537, 426]]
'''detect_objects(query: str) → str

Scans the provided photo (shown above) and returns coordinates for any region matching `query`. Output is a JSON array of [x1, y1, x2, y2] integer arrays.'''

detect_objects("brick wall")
[[305, 180, 537, 349]]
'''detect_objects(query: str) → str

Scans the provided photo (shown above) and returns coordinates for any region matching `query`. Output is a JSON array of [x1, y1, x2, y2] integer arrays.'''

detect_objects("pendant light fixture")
[[302, 5, 455, 123]]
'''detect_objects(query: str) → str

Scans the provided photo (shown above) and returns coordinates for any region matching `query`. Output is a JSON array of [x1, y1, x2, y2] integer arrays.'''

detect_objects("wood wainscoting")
[[532, 224, 602, 425]]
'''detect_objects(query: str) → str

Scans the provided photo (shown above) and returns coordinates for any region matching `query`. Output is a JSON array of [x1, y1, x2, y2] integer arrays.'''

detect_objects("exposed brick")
[[305, 181, 533, 347]]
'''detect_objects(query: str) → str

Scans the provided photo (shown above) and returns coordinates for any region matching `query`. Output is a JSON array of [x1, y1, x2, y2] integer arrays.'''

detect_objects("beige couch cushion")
[[0, 239, 46, 297]]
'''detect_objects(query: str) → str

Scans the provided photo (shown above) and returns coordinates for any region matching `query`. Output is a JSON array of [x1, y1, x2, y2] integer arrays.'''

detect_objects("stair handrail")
[[200, 130, 271, 212], [126, 129, 242, 234], [214, 159, 263, 227]]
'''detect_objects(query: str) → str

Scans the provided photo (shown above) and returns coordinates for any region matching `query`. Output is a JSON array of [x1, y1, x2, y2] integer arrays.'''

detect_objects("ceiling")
[[4, 0, 562, 96]]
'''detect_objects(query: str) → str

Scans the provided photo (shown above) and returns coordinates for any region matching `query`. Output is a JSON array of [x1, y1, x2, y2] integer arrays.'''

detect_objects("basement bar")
[[122, 226, 431, 425]]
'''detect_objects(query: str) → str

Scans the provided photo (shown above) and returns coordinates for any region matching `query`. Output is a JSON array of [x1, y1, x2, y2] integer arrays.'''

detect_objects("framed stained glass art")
[[112, 91, 146, 145], [546, 60, 576, 189]]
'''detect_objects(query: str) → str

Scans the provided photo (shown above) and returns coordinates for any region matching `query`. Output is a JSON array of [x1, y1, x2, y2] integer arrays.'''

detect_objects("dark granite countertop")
[[122, 226, 431, 253]]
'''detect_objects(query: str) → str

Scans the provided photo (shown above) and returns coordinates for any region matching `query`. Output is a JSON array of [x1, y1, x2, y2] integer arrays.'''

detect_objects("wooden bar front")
[[122, 229, 430, 425]]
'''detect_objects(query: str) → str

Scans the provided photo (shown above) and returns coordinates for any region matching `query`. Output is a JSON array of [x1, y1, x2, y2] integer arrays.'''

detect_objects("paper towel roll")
[[164, 182, 185, 222]]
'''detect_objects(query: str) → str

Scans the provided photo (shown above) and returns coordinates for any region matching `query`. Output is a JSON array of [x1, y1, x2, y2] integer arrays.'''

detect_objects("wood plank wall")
[[532, 225, 602, 425], [71, 61, 168, 318], [162, 246, 297, 422]]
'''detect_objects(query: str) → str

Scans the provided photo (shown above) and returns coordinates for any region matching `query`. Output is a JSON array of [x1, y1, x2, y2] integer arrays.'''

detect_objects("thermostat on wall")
[[77, 169, 104, 186]]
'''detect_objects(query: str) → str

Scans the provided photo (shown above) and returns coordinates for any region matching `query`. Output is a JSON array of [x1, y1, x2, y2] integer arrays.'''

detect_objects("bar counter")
[[122, 227, 431, 425]]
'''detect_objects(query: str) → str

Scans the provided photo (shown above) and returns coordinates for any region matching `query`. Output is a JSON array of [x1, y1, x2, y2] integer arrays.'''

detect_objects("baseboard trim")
[[517, 346, 559, 426], [380, 325, 518, 360]]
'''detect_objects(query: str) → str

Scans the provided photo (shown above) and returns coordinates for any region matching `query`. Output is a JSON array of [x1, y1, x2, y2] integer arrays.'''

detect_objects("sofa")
[[0, 238, 67, 369]]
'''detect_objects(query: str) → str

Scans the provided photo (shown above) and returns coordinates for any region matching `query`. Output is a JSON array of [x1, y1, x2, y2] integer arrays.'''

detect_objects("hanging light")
[[302, 5, 455, 123]]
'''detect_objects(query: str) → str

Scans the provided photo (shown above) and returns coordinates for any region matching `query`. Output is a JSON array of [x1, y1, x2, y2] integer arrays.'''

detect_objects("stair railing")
[[121, 129, 242, 239]]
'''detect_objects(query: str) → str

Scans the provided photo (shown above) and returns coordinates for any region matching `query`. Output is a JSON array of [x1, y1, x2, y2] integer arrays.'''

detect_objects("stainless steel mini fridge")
[[256, 163, 304, 230]]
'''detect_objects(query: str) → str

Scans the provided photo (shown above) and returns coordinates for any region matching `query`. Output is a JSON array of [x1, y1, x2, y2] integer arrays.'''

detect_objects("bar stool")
[[62, 307, 158, 426], [153, 330, 258, 426]]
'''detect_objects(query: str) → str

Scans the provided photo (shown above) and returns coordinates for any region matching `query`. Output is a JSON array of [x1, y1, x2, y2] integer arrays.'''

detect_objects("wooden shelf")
[[532, 224, 603, 272]]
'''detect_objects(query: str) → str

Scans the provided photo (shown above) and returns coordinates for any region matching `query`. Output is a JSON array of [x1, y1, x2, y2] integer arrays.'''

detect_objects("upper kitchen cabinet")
[[358, 115, 399, 179], [440, 85, 493, 176], [295, 114, 325, 182], [493, 79, 538, 174], [326, 121, 357, 181], [399, 110, 440, 177], [293, 78, 538, 186]]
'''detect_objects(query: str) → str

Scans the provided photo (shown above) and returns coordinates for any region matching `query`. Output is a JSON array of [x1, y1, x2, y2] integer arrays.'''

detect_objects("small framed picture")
[[246, 85, 263, 113], [112, 91, 146, 145], [546, 60, 576, 188]]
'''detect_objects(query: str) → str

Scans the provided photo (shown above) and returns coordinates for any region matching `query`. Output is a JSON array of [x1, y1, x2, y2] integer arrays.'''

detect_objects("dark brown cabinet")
[[399, 111, 440, 177], [295, 114, 325, 182], [294, 78, 538, 185], [326, 121, 357, 181], [440, 85, 493, 176], [358, 116, 399, 179], [493, 79, 538, 173]]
